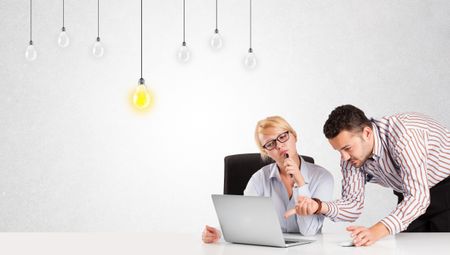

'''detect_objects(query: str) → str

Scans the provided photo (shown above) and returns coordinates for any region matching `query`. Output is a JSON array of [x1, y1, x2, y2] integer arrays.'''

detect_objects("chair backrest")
[[223, 153, 314, 195]]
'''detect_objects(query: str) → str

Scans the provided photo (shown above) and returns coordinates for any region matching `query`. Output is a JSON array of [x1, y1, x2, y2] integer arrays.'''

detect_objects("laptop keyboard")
[[284, 239, 313, 245]]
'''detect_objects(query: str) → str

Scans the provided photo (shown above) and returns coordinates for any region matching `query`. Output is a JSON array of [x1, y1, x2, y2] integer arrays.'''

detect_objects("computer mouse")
[[339, 240, 355, 247]]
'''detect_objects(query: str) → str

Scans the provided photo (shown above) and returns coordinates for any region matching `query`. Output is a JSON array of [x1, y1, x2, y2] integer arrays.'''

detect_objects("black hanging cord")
[[29, 0, 32, 43], [140, 0, 143, 81], [182, 0, 186, 44], [215, 0, 218, 31], [62, 0, 65, 29], [97, 0, 100, 38], [249, 0, 252, 50]]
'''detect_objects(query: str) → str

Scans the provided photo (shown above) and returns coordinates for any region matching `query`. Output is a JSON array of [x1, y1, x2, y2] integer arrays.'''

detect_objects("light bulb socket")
[[248, 48, 253, 53], [29, 40, 33, 45], [139, 78, 145, 85], [215, 28, 219, 34], [96, 36, 101, 42], [182, 41, 187, 46], [61, 26, 66, 32]]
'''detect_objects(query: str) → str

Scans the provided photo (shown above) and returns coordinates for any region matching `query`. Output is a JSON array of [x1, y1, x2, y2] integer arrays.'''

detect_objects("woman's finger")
[[284, 208, 297, 218]]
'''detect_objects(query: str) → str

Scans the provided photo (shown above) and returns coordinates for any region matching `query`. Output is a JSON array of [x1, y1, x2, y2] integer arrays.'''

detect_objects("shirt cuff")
[[380, 214, 403, 235], [294, 183, 312, 198], [322, 201, 338, 219]]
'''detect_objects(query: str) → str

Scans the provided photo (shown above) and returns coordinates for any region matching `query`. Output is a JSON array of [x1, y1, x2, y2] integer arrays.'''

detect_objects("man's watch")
[[312, 198, 322, 215]]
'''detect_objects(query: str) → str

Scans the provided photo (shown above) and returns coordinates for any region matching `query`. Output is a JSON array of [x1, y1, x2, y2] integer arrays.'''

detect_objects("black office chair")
[[223, 153, 314, 195]]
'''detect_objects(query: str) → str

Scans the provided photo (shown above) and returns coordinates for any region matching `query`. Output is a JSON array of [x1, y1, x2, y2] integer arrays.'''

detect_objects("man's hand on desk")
[[202, 225, 221, 243], [347, 222, 390, 246]]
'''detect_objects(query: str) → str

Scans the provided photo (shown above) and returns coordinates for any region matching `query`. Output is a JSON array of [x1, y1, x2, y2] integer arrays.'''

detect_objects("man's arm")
[[321, 160, 366, 222], [286, 160, 366, 221]]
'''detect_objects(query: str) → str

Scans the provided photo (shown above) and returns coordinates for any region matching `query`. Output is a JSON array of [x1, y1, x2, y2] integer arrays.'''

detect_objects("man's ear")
[[362, 126, 373, 140]]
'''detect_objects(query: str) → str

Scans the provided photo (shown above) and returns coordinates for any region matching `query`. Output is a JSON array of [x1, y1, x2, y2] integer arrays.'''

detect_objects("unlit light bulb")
[[25, 41, 37, 61], [244, 48, 257, 69], [133, 78, 152, 110], [210, 29, 223, 50], [177, 42, 191, 63], [92, 37, 105, 58], [57, 27, 70, 48]]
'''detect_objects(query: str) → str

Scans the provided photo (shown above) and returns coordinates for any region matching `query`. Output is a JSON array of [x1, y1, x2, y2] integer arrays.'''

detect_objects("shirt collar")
[[299, 157, 311, 184], [268, 155, 310, 184], [269, 164, 280, 180], [371, 121, 383, 160]]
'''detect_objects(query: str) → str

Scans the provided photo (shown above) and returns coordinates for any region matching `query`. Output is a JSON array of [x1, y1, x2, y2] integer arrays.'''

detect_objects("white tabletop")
[[0, 232, 448, 255]]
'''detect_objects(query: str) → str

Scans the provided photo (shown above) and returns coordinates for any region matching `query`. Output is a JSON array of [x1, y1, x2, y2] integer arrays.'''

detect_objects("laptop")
[[211, 194, 315, 248]]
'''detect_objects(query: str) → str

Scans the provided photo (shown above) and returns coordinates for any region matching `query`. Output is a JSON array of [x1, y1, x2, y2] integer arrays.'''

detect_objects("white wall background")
[[0, 0, 449, 233]]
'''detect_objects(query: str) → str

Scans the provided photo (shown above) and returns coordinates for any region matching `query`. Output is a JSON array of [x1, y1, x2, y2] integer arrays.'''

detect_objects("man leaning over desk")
[[285, 104, 450, 246]]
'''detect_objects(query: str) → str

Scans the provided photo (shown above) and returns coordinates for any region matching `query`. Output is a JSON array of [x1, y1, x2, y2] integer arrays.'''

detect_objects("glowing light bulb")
[[244, 48, 257, 69], [25, 41, 37, 61], [210, 29, 223, 50], [92, 37, 105, 58], [177, 42, 191, 63], [57, 27, 70, 48], [133, 78, 152, 110]]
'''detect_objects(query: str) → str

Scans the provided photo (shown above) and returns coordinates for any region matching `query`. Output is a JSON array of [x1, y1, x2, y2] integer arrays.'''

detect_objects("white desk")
[[0, 232, 448, 255]]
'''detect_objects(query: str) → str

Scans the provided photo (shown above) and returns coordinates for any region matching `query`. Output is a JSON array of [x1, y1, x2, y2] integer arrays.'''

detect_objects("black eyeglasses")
[[262, 131, 290, 151]]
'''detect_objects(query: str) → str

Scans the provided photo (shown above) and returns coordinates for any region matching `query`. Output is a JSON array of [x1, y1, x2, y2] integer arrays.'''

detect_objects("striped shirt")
[[323, 112, 450, 234]]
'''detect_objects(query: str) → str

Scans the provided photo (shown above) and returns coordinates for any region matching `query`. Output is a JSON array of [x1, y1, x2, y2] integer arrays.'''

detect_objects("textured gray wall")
[[0, 0, 449, 233]]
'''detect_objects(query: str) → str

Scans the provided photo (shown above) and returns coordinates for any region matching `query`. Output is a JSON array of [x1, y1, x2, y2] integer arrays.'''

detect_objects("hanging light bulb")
[[244, 48, 257, 69], [57, 27, 70, 47], [243, 0, 257, 69], [177, 42, 191, 63], [131, 0, 154, 111], [92, 37, 105, 58], [210, 0, 223, 50], [25, 0, 37, 61], [133, 78, 152, 109], [57, 0, 70, 48], [25, 41, 37, 61], [210, 29, 223, 50], [177, 0, 191, 63]]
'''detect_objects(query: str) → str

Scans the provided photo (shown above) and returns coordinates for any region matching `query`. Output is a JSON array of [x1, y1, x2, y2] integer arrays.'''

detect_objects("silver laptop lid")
[[212, 194, 288, 247]]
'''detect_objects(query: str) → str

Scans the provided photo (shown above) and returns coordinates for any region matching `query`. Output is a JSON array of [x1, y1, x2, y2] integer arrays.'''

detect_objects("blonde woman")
[[202, 116, 334, 243]]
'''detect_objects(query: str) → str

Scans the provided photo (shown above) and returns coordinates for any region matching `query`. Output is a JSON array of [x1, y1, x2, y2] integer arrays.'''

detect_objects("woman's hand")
[[283, 156, 305, 186], [202, 225, 222, 243]]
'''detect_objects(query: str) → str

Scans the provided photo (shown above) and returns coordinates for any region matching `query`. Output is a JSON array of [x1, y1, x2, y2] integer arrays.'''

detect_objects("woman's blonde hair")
[[254, 116, 297, 159]]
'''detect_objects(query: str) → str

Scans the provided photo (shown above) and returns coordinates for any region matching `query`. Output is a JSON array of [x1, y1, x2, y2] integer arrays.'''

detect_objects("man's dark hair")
[[323, 105, 372, 139]]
